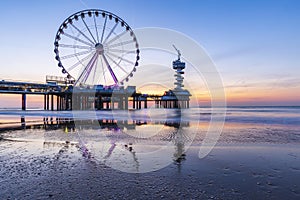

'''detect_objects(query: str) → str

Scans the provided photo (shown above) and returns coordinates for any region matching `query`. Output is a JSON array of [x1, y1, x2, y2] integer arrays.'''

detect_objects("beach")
[[0, 0, 299, 199], [0, 107, 300, 199]]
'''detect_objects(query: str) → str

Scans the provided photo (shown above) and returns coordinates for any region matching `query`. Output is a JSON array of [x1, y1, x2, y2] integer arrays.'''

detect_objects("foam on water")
[[0, 106, 299, 126]]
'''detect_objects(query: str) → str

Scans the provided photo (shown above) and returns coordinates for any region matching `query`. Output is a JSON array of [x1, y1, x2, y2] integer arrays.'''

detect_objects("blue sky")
[[0, 0, 299, 105]]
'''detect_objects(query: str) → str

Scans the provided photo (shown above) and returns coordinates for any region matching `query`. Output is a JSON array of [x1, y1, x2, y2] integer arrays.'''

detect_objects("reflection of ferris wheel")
[[54, 9, 139, 87]]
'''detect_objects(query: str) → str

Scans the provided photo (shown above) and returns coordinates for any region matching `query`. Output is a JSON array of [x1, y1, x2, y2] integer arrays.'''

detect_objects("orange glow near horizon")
[[0, 85, 299, 109], [225, 86, 300, 106], [0, 94, 44, 109], [136, 85, 168, 95]]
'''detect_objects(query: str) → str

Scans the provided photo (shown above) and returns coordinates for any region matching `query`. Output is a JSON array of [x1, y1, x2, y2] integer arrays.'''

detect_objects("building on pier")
[[154, 45, 191, 109]]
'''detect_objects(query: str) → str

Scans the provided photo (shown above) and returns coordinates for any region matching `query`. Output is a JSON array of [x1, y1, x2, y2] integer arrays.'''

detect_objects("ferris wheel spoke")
[[81, 17, 97, 44], [102, 54, 119, 84], [83, 55, 99, 82], [107, 49, 137, 54], [105, 30, 126, 45], [99, 56, 107, 85], [64, 32, 94, 47], [69, 23, 95, 45], [59, 44, 93, 50], [100, 16, 108, 43], [109, 40, 135, 48], [60, 50, 92, 60], [106, 52, 135, 65], [76, 53, 98, 84], [92, 55, 99, 83], [67, 51, 95, 71], [103, 22, 118, 44], [105, 53, 128, 75], [93, 14, 100, 43]]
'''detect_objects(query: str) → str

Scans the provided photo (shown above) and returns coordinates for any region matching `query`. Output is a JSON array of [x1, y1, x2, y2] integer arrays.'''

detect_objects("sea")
[[1, 106, 299, 155]]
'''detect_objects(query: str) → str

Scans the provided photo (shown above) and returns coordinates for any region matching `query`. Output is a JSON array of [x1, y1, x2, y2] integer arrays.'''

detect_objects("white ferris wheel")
[[54, 9, 139, 87]]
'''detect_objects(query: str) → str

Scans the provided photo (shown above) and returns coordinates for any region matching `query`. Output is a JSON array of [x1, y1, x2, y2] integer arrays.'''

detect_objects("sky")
[[0, 0, 299, 106]]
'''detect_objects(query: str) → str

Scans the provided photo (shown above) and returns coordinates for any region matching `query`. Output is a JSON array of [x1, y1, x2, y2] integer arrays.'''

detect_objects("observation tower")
[[160, 45, 191, 109], [172, 45, 186, 91]]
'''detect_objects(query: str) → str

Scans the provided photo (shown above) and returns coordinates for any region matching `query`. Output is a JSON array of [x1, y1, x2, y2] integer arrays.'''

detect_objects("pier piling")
[[21, 94, 26, 110]]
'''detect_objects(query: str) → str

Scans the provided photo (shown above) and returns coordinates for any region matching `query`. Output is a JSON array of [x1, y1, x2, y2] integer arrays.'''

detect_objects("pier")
[[0, 80, 190, 110], [0, 82, 190, 111], [0, 49, 191, 111], [0, 79, 62, 111]]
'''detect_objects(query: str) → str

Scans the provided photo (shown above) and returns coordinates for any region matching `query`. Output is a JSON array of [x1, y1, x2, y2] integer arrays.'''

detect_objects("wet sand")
[[1, 140, 300, 199], [0, 108, 300, 199]]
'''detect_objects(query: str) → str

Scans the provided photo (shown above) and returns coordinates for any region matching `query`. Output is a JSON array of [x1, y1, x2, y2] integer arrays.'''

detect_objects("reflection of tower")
[[173, 128, 186, 164], [164, 114, 189, 166]]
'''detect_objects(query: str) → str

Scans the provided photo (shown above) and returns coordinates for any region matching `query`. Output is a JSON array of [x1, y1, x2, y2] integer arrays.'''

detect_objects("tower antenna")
[[172, 44, 181, 60]]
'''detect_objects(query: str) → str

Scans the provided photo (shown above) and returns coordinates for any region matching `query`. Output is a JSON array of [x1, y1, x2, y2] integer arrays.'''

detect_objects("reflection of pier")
[[0, 117, 135, 132], [0, 117, 74, 132], [0, 116, 190, 134]]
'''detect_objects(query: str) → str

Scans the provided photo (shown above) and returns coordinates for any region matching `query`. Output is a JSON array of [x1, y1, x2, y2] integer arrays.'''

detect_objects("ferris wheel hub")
[[95, 43, 104, 54]]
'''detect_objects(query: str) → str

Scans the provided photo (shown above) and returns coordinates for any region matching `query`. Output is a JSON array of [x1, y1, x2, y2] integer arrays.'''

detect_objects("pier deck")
[[0, 80, 190, 110]]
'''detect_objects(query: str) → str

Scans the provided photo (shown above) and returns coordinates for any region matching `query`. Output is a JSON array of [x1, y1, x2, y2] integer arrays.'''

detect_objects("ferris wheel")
[[54, 9, 139, 87]]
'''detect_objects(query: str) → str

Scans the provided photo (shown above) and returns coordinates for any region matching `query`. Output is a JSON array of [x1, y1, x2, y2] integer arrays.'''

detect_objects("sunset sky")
[[0, 0, 299, 107]]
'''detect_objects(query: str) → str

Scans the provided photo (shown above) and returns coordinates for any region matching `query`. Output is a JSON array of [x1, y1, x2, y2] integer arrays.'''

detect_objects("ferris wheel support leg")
[[102, 55, 119, 85]]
